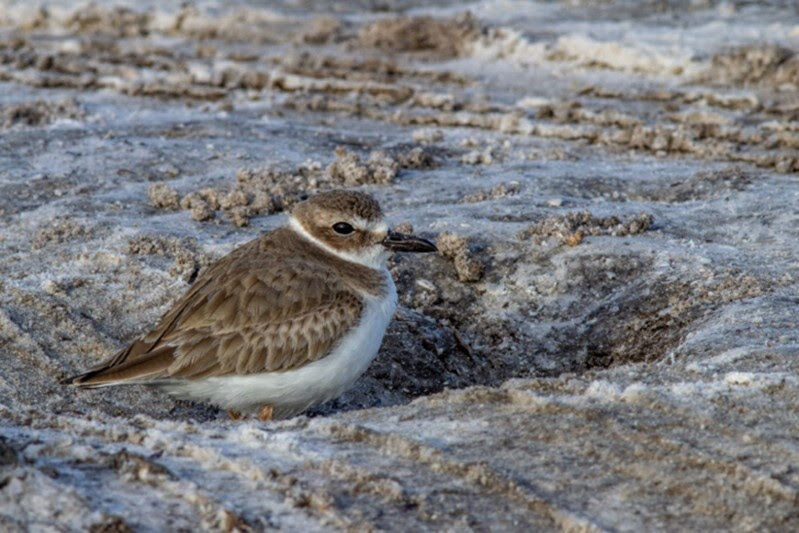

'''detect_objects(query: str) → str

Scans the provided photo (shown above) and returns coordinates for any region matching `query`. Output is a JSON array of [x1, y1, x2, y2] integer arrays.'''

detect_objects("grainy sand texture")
[[1, 1, 798, 530]]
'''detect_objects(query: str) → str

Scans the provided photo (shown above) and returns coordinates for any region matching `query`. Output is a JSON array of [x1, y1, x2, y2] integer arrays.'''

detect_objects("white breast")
[[166, 270, 398, 418]]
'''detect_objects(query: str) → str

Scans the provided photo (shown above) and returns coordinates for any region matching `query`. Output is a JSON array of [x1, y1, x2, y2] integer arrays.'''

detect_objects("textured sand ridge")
[[1, 0, 798, 530]]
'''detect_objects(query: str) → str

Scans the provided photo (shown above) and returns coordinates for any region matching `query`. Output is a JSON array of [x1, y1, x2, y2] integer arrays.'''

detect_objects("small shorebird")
[[63, 190, 436, 420]]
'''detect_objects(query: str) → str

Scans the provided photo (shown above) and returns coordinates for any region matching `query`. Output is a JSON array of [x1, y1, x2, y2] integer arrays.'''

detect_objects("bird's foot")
[[258, 405, 274, 422]]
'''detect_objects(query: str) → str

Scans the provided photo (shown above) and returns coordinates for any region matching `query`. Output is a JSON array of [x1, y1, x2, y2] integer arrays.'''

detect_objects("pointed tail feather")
[[61, 346, 176, 388]]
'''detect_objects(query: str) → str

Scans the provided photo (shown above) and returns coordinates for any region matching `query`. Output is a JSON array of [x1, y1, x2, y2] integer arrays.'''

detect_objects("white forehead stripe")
[[289, 216, 389, 270], [350, 216, 388, 234]]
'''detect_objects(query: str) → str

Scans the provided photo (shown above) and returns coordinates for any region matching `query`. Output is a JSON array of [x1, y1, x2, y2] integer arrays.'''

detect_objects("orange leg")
[[258, 405, 274, 422], [227, 410, 243, 420]]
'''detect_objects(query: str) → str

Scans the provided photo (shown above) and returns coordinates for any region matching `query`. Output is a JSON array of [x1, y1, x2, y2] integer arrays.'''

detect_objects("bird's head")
[[289, 190, 437, 268]]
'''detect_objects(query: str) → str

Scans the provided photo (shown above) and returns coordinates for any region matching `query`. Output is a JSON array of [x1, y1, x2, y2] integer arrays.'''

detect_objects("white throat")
[[289, 216, 389, 270]]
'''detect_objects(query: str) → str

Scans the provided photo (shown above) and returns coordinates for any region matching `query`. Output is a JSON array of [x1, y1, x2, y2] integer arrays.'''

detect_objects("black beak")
[[382, 230, 438, 253]]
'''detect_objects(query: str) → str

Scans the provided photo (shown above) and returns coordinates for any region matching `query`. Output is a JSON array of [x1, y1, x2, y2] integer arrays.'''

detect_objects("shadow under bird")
[[62, 190, 437, 420]]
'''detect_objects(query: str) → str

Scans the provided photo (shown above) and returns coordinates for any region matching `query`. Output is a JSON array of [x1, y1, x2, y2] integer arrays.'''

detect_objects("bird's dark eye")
[[332, 222, 354, 235]]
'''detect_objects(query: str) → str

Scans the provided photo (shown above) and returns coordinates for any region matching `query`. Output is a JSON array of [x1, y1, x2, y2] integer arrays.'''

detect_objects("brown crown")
[[292, 190, 383, 222]]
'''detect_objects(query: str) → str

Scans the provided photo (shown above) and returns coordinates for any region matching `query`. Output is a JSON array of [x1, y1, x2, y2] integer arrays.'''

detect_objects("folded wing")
[[64, 240, 363, 387]]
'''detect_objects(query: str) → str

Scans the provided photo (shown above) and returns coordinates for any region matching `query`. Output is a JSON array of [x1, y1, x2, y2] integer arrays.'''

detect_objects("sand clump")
[[147, 183, 181, 210], [126, 235, 214, 281], [1, 98, 84, 128], [355, 13, 479, 59], [326, 147, 399, 186], [31, 218, 93, 249], [518, 211, 654, 246], [297, 16, 344, 45], [202, 166, 306, 227], [460, 182, 520, 203], [394, 146, 436, 169], [461, 148, 495, 165], [701, 44, 799, 88], [436, 232, 484, 283], [179, 190, 218, 221], [64, 5, 151, 37], [412, 129, 444, 144]]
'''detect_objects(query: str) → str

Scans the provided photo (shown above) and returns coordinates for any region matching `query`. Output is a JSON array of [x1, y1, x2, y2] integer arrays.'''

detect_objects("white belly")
[[166, 272, 398, 418]]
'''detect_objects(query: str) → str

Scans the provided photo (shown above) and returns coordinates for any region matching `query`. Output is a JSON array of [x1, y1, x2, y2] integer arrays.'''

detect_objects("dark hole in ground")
[[312, 236, 766, 416]]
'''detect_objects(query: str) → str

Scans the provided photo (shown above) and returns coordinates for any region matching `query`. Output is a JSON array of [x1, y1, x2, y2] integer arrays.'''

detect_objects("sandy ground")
[[1, 0, 798, 530]]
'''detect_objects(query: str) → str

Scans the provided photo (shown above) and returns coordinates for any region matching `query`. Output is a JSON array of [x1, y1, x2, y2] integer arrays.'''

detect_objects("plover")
[[62, 190, 436, 420]]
